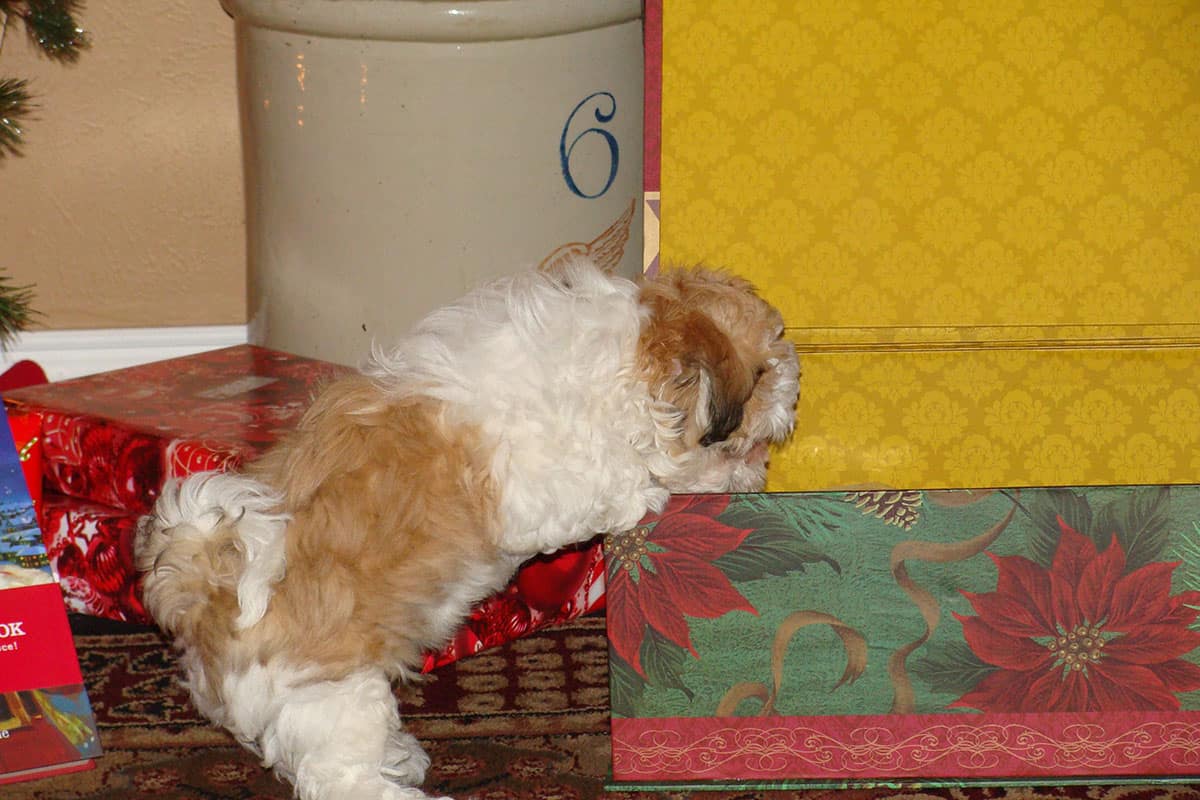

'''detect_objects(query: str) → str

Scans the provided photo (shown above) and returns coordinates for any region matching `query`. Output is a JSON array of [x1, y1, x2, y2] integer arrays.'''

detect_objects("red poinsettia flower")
[[606, 495, 757, 677], [952, 517, 1200, 713]]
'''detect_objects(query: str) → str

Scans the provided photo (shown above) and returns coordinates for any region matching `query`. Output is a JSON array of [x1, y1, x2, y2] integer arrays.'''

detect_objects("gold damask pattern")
[[662, 0, 1199, 331], [768, 346, 1200, 490], [659, 1, 1200, 490]]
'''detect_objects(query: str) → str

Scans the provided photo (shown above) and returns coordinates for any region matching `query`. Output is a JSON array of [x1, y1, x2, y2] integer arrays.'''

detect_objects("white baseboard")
[[1, 325, 250, 382]]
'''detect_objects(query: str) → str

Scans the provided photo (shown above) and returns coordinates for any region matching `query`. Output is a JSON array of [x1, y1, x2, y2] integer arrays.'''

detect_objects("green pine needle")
[[0, 1, 89, 158], [0, 273, 38, 349], [0, 0, 90, 63], [0, 77, 32, 156], [0, 3, 69, 326], [21, 0, 89, 62]]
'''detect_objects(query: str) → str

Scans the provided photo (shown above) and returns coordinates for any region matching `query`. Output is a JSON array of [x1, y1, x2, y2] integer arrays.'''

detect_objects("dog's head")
[[636, 265, 800, 492]]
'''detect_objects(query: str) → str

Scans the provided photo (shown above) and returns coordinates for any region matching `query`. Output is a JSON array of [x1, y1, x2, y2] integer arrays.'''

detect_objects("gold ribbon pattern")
[[888, 491, 1021, 714], [716, 610, 867, 717]]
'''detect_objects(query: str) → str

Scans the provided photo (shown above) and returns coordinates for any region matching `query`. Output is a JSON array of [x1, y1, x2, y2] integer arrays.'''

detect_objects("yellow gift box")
[[653, 0, 1200, 490]]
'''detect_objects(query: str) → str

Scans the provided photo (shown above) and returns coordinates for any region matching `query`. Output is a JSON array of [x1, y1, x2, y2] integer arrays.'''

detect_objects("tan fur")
[[186, 376, 501, 686], [637, 265, 787, 453]]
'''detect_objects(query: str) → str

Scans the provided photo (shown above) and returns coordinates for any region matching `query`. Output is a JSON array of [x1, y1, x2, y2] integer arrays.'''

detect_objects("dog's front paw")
[[644, 485, 670, 514], [381, 729, 431, 786]]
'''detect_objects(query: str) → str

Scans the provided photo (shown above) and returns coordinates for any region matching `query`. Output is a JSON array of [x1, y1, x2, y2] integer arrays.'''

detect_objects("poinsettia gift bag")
[[608, 486, 1200, 788]]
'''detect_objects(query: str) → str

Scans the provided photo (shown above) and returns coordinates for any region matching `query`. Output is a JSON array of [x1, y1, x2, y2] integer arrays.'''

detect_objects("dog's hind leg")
[[240, 666, 447, 800], [381, 725, 432, 786]]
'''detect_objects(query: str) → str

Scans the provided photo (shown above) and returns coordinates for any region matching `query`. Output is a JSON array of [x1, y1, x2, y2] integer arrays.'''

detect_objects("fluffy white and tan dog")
[[135, 259, 799, 800]]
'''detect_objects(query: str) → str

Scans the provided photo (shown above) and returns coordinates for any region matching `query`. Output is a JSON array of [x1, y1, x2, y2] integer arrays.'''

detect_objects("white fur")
[[756, 352, 802, 442], [366, 261, 677, 555], [403, 552, 525, 680], [210, 662, 444, 800], [140, 471, 289, 631]]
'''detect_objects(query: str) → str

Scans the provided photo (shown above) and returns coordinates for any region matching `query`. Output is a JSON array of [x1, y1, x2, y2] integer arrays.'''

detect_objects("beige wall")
[[0, 1, 246, 330]]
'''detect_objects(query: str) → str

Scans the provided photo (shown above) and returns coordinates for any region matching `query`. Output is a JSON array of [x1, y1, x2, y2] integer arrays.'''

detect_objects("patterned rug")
[[9, 614, 1200, 800]]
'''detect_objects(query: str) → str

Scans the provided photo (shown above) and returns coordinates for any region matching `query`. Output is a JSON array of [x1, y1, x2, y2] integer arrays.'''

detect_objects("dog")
[[135, 258, 799, 800]]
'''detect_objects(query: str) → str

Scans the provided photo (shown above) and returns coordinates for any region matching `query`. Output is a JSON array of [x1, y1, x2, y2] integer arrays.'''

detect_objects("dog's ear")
[[642, 309, 755, 447]]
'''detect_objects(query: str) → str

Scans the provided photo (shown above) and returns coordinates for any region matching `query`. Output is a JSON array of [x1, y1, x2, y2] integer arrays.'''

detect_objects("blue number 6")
[[560, 91, 619, 199]]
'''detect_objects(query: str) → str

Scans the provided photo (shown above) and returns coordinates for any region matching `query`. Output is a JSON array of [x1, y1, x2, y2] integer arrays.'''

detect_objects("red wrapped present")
[[422, 539, 606, 673], [3, 345, 353, 515], [6, 410, 43, 510], [37, 494, 150, 624], [8, 345, 608, 667]]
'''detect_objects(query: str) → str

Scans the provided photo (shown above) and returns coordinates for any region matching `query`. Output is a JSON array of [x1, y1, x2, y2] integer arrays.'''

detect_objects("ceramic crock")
[[221, 0, 644, 365]]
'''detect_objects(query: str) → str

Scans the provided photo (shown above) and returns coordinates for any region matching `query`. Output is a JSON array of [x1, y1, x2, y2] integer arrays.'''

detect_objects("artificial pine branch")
[[0, 273, 37, 349], [0, 76, 31, 156], [0, 1, 80, 343], [0, 1, 88, 157], [11, 0, 90, 62]]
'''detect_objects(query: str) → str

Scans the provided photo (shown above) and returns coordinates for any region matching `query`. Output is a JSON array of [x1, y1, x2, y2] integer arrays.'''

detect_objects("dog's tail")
[[135, 471, 290, 638]]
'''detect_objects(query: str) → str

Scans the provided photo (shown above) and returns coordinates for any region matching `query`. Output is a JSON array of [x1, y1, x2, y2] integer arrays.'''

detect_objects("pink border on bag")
[[613, 711, 1200, 782]]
